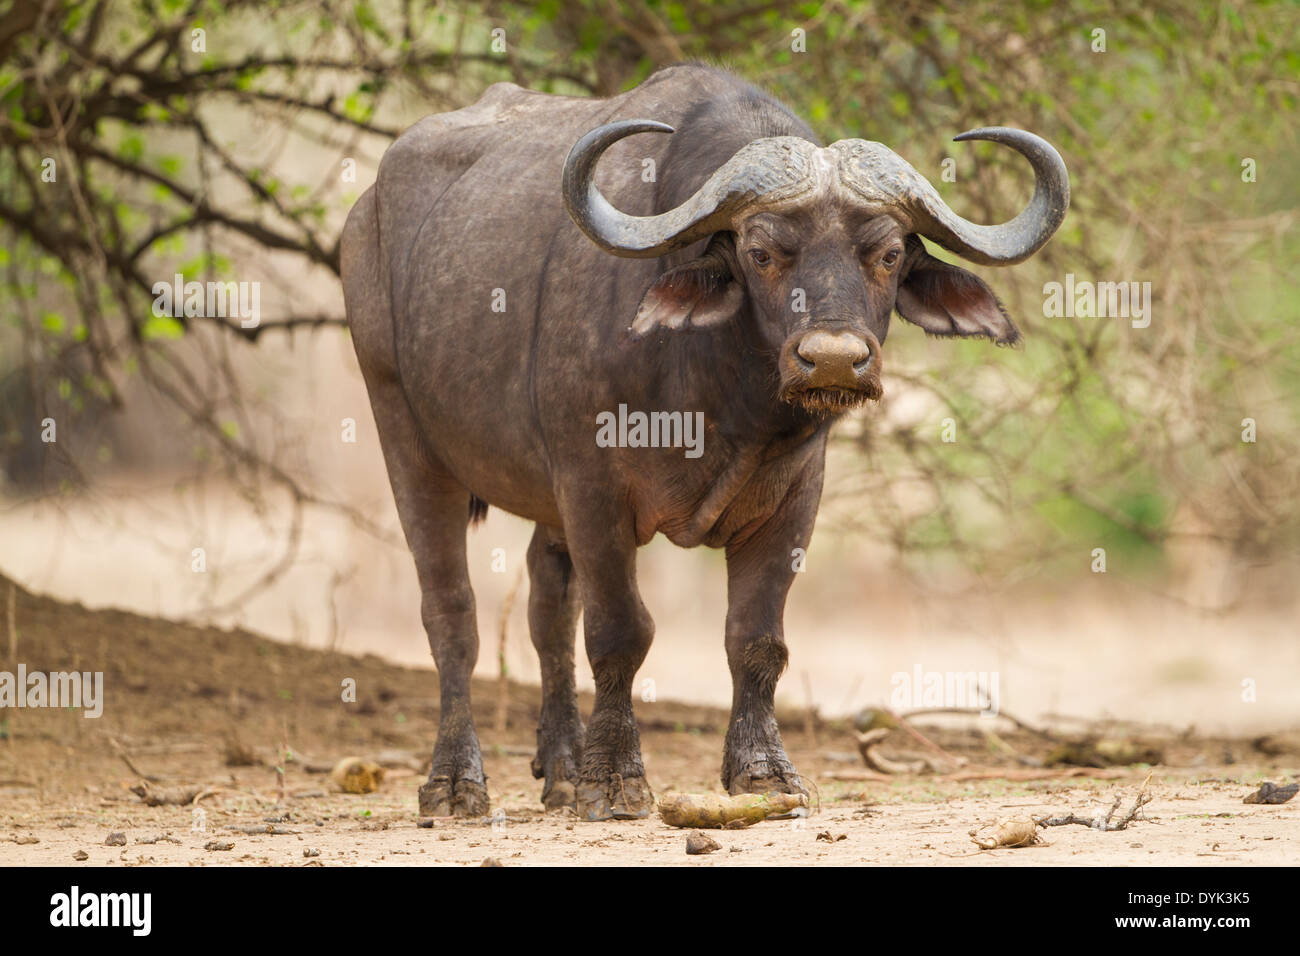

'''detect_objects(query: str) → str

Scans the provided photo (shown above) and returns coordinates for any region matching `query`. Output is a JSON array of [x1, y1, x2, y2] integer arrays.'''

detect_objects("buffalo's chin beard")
[[782, 381, 882, 417]]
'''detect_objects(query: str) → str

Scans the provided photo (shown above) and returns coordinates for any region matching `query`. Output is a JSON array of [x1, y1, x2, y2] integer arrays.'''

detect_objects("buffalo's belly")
[[407, 388, 560, 526], [392, 305, 558, 523]]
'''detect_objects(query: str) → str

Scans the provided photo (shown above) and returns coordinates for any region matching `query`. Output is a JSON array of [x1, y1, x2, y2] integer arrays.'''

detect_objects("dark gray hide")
[[340, 63, 1068, 820]]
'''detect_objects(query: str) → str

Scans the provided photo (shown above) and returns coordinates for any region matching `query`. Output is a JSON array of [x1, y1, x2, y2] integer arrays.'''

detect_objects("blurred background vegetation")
[[1, 0, 1297, 602]]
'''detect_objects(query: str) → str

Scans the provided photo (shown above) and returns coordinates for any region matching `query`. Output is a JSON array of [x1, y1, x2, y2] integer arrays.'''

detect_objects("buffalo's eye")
[[748, 248, 772, 267], [881, 248, 901, 269]]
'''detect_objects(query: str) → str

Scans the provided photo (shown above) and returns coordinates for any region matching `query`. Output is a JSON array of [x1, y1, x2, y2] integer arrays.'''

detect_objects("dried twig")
[[900, 703, 1059, 741], [129, 782, 203, 806], [801, 671, 818, 746], [882, 708, 962, 763], [855, 729, 928, 774], [1036, 773, 1155, 831], [108, 736, 164, 783], [496, 568, 523, 734], [5, 581, 15, 662]]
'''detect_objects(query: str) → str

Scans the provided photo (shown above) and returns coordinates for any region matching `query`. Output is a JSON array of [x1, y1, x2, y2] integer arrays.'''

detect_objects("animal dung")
[[658, 790, 807, 829], [970, 817, 1042, 849], [329, 757, 386, 794]]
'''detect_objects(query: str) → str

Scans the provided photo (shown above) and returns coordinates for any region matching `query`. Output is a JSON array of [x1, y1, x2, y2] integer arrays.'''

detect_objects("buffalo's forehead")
[[734, 193, 909, 242]]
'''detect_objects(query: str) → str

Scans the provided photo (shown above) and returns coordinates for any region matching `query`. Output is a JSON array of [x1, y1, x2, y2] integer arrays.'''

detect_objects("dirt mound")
[[0, 568, 736, 758]]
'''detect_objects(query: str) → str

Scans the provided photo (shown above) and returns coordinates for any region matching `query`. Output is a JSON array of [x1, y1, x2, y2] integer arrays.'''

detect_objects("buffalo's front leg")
[[720, 476, 821, 796], [562, 502, 655, 821]]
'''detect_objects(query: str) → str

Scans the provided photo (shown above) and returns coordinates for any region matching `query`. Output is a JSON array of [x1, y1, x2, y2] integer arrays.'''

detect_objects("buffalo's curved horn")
[[836, 127, 1069, 266], [562, 119, 822, 258]]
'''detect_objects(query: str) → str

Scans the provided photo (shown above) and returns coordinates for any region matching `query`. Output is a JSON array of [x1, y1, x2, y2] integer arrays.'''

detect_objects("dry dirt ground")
[[1, 574, 1296, 866]]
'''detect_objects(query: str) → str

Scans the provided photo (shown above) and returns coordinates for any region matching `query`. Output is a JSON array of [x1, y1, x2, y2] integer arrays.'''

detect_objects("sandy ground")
[[1, 571, 1296, 866], [3, 759, 1297, 867]]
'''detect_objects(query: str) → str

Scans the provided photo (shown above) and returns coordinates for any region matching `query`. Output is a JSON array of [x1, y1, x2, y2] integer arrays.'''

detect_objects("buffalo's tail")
[[469, 495, 489, 526]]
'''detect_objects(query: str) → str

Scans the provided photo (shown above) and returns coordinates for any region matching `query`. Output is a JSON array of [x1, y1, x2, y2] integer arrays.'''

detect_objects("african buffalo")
[[340, 63, 1068, 820]]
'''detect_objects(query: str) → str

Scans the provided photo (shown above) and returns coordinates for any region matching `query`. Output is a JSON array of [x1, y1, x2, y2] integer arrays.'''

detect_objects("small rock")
[[72, 850, 88, 861], [1243, 781, 1299, 805], [104, 832, 127, 847], [204, 841, 234, 851], [481, 857, 504, 867], [303, 848, 320, 858], [685, 831, 721, 855]]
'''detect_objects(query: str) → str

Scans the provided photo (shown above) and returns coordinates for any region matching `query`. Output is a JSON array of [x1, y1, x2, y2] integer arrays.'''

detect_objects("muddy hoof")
[[419, 775, 489, 817], [727, 765, 806, 797], [541, 779, 577, 811], [575, 774, 654, 822]]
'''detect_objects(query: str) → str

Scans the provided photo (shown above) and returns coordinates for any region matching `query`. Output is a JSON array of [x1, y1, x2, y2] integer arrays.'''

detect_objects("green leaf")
[[142, 314, 185, 340]]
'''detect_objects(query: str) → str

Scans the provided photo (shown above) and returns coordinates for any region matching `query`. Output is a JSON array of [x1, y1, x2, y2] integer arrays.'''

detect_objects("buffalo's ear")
[[632, 235, 744, 334], [895, 238, 1020, 345]]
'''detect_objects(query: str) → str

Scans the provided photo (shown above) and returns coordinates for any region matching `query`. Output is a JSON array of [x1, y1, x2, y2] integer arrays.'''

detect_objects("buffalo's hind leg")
[[362, 384, 488, 817], [343, 189, 486, 817], [526, 526, 584, 810]]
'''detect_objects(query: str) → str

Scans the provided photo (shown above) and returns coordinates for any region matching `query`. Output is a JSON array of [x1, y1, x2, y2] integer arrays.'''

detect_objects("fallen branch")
[[855, 729, 928, 774], [133, 783, 270, 807], [854, 728, 962, 774], [1036, 773, 1154, 831], [900, 704, 1058, 741], [825, 765, 1132, 784], [884, 708, 963, 763], [108, 737, 164, 783], [129, 782, 203, 806], [941, 767, 1130, 783], [820, 769, 893, 783]]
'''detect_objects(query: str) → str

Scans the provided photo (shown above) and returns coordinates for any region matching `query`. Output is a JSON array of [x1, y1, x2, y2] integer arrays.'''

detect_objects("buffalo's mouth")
[[782, 381, 882, 416]]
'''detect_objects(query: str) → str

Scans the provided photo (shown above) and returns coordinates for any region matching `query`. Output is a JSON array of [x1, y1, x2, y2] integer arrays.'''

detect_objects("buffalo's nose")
[[795, 330, 874, 388]]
